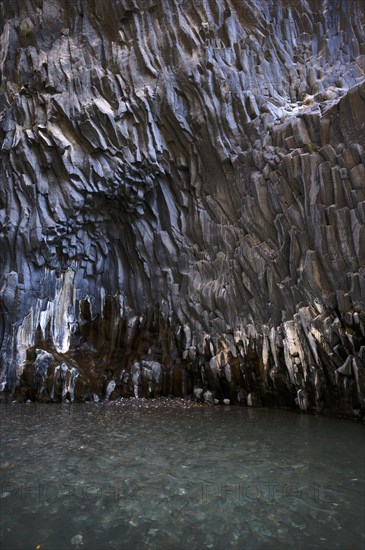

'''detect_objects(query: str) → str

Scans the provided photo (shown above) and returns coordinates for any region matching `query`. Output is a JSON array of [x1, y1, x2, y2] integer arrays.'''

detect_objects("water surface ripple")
[[0, 403, 364, 549]]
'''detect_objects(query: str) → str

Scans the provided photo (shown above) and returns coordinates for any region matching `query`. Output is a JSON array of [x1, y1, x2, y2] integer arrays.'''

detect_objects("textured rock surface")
[[1, 0, 364, 415]]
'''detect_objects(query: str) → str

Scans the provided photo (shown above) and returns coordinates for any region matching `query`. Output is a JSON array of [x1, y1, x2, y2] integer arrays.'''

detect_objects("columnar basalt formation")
[[1, 0, 364, 416]]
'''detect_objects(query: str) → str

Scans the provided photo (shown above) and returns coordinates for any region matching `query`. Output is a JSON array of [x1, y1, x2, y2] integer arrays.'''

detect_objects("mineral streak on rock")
[[0, 0, 364, 416]]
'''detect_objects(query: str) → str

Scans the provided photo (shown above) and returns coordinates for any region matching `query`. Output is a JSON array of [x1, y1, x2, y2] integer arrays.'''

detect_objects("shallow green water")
[[0, 403, 364, 549]]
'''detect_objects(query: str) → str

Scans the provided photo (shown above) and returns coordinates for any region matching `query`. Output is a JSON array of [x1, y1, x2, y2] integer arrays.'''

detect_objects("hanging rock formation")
[[1, 0, 365, 416]]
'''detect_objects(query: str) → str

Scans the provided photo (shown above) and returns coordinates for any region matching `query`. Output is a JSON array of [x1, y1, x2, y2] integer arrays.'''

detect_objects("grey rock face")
[[1, 0, 364, 416]]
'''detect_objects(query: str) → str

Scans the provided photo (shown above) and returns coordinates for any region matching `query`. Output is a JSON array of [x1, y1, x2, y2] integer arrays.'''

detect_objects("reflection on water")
[[0, 402, 364, 549]]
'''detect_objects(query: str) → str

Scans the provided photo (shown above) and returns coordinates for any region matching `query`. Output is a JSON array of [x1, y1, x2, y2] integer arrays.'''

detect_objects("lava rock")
[[0, 0, 364, 418]]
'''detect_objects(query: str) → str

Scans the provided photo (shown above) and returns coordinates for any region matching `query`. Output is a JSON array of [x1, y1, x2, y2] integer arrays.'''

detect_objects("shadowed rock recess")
[[0, 0, 364, 415]]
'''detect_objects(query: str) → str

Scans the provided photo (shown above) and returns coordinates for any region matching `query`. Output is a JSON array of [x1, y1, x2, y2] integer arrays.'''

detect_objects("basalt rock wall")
[[1, 0, 365, 416]]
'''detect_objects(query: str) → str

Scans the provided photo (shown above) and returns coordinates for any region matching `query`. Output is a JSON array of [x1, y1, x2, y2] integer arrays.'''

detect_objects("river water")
[[0, 401, 364, 549]]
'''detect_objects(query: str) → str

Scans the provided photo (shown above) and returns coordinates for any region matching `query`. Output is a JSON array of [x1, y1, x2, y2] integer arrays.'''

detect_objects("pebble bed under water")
[[0, 400, 364, 549]]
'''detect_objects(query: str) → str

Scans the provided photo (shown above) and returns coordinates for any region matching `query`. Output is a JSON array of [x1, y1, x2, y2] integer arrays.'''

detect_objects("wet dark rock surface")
[[0, 0, 365, 416]]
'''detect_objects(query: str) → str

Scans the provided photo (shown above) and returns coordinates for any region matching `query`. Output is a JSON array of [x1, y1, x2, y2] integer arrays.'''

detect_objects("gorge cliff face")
[[1, 0, 364, 416]]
